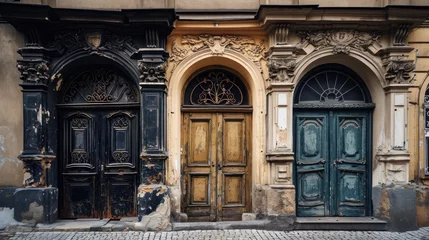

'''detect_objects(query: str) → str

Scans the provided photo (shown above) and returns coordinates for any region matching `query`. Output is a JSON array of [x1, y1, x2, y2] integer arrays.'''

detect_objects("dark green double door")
[[295, 110, 370, 217]]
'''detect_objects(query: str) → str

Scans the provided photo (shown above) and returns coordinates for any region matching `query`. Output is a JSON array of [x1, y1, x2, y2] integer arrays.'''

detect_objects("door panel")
[[182, 113, 216, 221], [295, 111, 369, 217], [60, 108, 139, 219], [295, 114, 329, 217], [182, 112, 251, 221], [333, 113, 367, 217], [102, 110, 138, 219]]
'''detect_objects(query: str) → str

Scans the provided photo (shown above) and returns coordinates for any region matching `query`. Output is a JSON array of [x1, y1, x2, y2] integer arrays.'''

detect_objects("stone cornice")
[[258, 6, 429, 29]]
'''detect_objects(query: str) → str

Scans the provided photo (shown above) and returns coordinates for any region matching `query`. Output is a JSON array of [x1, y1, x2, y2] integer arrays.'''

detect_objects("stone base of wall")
[[14, 187, 58, 224], [135, 184, 171, 231], [373, 184, 429, 232]]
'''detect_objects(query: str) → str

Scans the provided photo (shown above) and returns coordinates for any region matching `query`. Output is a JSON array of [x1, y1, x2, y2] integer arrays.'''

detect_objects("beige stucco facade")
[[0, 0, 429, 231]]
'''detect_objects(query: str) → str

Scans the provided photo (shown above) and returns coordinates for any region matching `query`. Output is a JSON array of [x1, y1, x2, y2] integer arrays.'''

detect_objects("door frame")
[[293, 106, 373, 217], [57, 103, 141, 219]]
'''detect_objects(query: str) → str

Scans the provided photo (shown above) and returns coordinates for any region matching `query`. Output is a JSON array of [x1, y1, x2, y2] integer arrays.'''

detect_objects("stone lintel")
[[266, 152, 294, 162], [267, 82, 295, 92], [270, 185, 295, 189], [131, 48, 169, 60], [379, 46, 415, 56], [383, 84, 413, 92], [376, 151, 410, 162], [265, 45, 305, 58]]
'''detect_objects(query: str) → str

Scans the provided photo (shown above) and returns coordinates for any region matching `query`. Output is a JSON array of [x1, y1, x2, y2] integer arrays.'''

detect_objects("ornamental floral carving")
[[170, 35, 267, 72], [267, 58, 296, 82], [138, 61, 168, 83], [17, 60, 50, 84], [297, 30, 381, 54], [52, 30, 136, 54], [384, 57, 415, 84]]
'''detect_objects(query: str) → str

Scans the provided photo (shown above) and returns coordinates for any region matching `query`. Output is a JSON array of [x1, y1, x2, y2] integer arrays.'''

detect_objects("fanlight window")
[[183, 69, 249, 106], [61, 69, 138, 104], [295, 69, 368, 104]]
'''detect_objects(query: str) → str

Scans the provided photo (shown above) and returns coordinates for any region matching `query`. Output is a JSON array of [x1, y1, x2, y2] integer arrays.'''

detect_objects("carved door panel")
[[331, 112, 368, 217], [60, 109, 139, 219], [295, 113, 329, 217], [295, 111, 369, 217], [182, 112, 251, 221]]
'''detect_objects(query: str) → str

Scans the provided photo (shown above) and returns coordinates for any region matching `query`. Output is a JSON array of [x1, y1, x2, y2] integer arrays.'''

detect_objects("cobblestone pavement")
[[1, 228, 429, 240]]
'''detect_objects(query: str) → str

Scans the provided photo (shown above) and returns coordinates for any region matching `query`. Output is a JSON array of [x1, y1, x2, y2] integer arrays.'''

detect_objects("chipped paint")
[[20, 201, 44, 223]]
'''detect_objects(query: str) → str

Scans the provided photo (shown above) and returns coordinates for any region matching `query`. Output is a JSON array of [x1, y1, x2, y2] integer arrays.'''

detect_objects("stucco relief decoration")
[[384, 57, 415, 84], [138, 61, 167, 83], [170, 34, 266, 73], [297, 30, 381, 54], [17, 60, 50, 84], [267, 58, 296, 82], [52, 30, 136, 54]]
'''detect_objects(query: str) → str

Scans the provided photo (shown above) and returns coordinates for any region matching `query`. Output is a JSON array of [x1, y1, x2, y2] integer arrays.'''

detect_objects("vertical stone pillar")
[[376, 43, 415, 184], [15, 46, 58, 223], [132, 48, 170, 230], [264, 24, 300, 224]]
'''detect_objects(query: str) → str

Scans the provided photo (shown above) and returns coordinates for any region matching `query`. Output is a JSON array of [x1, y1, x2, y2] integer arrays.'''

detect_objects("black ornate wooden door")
[[60, 109, 139, 219], [57, 68, 140, 219]]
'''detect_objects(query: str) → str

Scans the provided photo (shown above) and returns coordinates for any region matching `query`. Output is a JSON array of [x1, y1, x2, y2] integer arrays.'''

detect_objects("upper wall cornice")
[[257, 5, 429, 29], [0, 2, 176, 30]]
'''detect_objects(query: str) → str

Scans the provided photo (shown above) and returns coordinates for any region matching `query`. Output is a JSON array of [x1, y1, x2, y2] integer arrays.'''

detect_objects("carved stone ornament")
[[297, 30, 381, 54], [267, 58, 296, 82], [52, 30, 137, 54], [138, 61, 168, 83], [17, 60, 50, 84], [170, 35, 267, 72], [384, 57, 415, 84]]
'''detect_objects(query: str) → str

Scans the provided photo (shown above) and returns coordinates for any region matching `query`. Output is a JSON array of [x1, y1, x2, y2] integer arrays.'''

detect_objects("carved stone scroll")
[[169, 35, 267, 73], [297, 30, 382, 54]]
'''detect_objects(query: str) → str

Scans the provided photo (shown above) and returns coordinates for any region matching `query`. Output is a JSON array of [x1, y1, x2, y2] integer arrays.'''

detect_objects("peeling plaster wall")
[[408, 27, 429, 184], [0, 24, 24, 187]]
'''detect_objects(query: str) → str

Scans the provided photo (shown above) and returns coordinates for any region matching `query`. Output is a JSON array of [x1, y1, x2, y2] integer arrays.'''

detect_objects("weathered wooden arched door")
[[58, 68, 140, 219], [181, 68, 252, 221], [294, 64, 373, 217]]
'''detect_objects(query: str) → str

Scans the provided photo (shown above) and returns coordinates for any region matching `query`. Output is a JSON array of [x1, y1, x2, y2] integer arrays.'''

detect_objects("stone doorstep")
[[172, 220, 270, 231], [295, 217, 388, 231], [5, 219, 132, 232]]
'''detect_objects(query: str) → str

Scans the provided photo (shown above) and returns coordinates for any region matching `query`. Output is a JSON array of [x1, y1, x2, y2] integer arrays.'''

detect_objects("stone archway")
[[56, 63, 140, 219], [293, 63, 373, 217], [167, 48, 267, 219]]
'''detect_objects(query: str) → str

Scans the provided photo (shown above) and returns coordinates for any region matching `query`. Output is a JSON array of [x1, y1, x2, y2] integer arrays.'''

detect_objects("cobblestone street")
[[1, 228, 429, 240]]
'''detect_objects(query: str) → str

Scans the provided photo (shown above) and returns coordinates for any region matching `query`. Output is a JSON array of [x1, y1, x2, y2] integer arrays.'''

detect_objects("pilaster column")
[[15, 46, 58, 224], [376, 43, 415, 184], [264, 24, 300, 217], [17, 46, 56, 187], [132, 48, 170, 230]]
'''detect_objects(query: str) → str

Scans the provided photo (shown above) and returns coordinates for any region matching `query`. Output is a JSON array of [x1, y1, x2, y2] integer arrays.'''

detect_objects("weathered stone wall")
[[0, 24, 24, 187], [408, 27, 429, 185]]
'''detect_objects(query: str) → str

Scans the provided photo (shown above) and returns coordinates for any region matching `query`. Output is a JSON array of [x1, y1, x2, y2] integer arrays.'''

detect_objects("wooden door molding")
[[182, 112, 252, 221]]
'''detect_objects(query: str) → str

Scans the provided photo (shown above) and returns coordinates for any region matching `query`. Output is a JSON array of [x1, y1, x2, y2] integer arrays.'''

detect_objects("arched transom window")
[[183, 68, 249, 107], [294, 64, 372, 108]]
